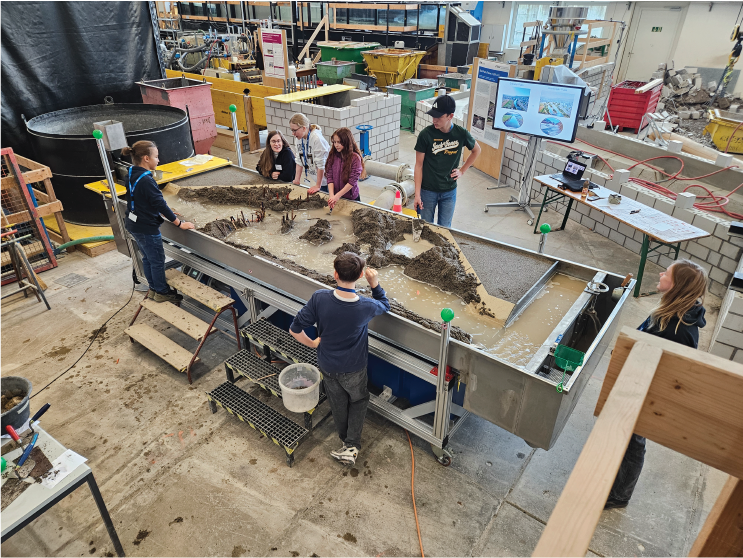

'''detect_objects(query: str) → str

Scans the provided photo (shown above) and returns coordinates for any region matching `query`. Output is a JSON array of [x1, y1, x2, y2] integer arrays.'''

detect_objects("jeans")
[[609, 434, 646, 502], [130, 231, 168, 294], [420, 188, 457, 228], [322, 367, 369, 449]]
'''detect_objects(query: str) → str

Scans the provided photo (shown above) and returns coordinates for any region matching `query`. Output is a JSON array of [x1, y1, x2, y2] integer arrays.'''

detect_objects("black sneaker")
[[604, 498, 629, 510], [153, 290, 184, 303]]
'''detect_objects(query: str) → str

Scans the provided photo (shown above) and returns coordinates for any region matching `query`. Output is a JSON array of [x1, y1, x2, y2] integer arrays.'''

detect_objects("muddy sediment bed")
[[178, 185, 327, 213], [405, 246, 481, 305], [300, 219, 333, 245], [351, 208, 409, 250]]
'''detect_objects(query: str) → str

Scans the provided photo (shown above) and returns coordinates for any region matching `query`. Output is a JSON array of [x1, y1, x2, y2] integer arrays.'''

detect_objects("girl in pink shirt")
[[326, 127, 365, 209]]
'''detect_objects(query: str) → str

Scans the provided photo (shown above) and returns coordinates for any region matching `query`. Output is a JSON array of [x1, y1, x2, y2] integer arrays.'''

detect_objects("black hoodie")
[[124, 166, 177, 236], [637, 304, 706, 349]]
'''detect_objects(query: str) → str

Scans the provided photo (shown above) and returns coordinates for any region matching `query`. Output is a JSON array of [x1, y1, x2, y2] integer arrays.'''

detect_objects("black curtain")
[[1, 1, 163, 157]]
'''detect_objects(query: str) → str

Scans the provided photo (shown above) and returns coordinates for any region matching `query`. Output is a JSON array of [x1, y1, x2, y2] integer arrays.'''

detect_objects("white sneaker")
[[330, 445, 358, 465]]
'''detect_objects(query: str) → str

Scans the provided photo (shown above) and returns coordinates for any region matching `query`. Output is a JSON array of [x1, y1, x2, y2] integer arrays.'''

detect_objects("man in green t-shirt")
[[414, 95, 481, 227]]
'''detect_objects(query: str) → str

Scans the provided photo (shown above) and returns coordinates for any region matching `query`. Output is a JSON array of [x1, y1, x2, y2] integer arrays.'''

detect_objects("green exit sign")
[[652, 26, 663, 32]]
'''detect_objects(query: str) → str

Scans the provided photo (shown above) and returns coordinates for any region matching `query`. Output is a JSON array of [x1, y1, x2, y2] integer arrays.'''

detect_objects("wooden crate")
[[213, 128, 251, 153]]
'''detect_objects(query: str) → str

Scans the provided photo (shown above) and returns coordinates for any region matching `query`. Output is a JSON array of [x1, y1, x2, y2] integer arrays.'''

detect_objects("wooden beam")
[[244, 96, 261, 152], [688, 476, 743, 557], [298, 14, 328, 61], [636, 78, 663, 94], [595, 328, 743, 480], [2, 201, 64, 226], [533, 341, 663, 557]]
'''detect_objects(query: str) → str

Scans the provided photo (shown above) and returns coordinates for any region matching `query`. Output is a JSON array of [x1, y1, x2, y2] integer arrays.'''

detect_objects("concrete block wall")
[[499, 134, 741, 297], [264, 92, 401, 163], [709, 289, 743, 363]]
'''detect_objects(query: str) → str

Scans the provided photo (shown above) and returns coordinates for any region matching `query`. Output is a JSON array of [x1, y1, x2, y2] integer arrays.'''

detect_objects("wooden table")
[[533, 175, 710, 297], [1, 425, 125, 556]]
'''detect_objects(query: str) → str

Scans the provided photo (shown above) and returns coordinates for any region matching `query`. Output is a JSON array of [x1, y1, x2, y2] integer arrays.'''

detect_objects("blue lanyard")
[[301, 133, 311, 181], [336, 286, 356, 293], [128, 167, 151, 213]]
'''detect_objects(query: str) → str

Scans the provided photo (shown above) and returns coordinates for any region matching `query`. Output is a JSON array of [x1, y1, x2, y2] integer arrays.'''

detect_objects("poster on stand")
[[261, 29, 287, 79], [469, 60, 511, 150]]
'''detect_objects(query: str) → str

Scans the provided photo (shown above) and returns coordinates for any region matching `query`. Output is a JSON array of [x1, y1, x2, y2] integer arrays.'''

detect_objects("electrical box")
[[93, 120, 127, 152]]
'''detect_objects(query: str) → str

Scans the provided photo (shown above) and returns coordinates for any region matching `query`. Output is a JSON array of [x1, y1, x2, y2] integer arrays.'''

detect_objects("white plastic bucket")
[[278, 363, 321, 413]]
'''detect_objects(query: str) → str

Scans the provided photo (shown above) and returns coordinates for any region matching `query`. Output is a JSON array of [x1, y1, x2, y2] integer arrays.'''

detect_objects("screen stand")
[[484, 135, 543, 225]]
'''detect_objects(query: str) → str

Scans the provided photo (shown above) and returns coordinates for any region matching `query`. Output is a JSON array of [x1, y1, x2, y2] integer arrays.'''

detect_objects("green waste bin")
[[317, 41, 380, 75], [439, 73, 472, 90], [386, 82, 438, 132], [316, 60, 357, 85]]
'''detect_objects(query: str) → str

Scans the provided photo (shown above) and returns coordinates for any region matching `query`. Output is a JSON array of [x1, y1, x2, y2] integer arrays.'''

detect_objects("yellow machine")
[[534, 56, 563, 81]]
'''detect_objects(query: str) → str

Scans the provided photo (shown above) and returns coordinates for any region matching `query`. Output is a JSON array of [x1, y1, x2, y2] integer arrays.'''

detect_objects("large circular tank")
[[26, 104, 194, 225]]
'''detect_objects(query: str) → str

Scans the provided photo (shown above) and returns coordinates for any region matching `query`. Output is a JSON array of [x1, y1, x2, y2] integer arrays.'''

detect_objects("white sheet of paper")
[[1, 419, 33, 439], [40, 449, 88, 489], [179, 155, 213, 166]]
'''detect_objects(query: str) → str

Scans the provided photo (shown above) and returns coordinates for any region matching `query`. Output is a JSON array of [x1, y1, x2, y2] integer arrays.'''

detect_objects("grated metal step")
[[206, 382, 308, 464], [241, 320, 319, 367], [226, 349, 283, 397]]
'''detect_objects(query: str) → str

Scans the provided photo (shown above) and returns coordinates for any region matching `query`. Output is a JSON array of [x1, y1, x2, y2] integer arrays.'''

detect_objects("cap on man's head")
[[426, 95, 456, 118]]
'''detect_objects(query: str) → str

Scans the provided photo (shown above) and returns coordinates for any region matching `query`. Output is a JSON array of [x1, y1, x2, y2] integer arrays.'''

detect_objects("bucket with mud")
[[278, 364, 321, 413], [1, 376, 32, 431]]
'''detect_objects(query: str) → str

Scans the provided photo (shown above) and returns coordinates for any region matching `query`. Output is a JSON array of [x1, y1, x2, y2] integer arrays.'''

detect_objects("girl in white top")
[[289, 112, 330, 194]]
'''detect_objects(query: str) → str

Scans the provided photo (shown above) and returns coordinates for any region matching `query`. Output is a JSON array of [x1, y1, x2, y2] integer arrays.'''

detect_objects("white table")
[[1, 425, 124, 556]]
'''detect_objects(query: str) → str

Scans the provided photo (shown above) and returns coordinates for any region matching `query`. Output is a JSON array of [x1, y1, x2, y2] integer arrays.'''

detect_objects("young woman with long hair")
[[325, 127, 365, 209], [605, 259, 708, 510], [256, 130, 296, 182], [289, 112, 329, 194]]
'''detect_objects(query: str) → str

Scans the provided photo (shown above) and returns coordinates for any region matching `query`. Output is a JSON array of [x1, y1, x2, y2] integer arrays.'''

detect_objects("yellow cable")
[[406, 430, 425, 558]]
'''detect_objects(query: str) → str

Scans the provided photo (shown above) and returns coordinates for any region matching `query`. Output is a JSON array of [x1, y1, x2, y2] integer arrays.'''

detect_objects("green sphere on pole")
[[229, 104, 237, 113], [540, 223, 551, 234], [440, 308, 455, 323], [92, 130, 103, 140]]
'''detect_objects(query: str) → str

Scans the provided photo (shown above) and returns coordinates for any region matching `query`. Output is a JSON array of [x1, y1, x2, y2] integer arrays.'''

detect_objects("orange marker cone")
[[392, 190, 402, 213]]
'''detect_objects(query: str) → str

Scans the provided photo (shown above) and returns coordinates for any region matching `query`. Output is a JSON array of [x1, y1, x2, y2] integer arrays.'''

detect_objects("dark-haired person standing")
[[289, 252, 390, 465], [122, 140, 195, 303]]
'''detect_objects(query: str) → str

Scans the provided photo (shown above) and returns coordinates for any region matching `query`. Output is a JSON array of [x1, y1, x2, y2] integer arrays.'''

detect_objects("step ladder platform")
[[207, 382, 308, 452], [226, 349, 283, 397], [125, 323, 198, 373], [165, 268, 234, 311], [140, 298, 217, 341], [241, 320, 319, 367]]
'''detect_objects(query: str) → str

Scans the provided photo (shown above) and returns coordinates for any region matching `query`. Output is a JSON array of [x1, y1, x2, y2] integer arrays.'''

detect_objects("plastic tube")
[[54, 236, 114, 255]]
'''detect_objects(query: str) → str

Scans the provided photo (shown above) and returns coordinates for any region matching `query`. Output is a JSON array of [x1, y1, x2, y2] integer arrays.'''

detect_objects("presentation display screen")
[[492, 78, 584, 142]]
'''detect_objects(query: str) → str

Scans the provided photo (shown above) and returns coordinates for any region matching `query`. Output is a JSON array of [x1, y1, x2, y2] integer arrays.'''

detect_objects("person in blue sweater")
[[122, 141, 195, 303], [290, 252, 390, 465], [605, 259, 707, 510]]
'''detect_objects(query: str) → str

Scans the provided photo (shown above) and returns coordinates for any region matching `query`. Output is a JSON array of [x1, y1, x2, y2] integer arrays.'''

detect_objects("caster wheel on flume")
[[527, 219, 534, 226], [484, 207, 489, 212], [431, 444, 453, 466]]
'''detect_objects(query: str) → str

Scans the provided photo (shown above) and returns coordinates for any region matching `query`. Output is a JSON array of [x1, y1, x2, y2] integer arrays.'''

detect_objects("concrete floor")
[[1, 130, 727, 557]]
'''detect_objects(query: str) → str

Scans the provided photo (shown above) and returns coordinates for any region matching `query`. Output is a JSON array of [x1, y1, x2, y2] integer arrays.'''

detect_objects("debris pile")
[[299, 218, 332, 244], [178, 185, 327, 211]]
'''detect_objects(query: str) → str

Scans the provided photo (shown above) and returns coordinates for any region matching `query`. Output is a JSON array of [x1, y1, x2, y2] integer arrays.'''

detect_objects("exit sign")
[[652, 26, 663, 32]]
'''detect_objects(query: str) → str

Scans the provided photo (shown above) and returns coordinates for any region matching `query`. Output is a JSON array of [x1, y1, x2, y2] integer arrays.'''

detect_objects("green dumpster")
[[386, 82, 438, 132], [316, 60, 357, 85], [317, 41, 380, 75]]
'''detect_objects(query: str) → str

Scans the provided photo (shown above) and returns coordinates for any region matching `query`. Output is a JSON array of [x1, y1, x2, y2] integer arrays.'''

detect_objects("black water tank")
[[26, 104, 194, 226]]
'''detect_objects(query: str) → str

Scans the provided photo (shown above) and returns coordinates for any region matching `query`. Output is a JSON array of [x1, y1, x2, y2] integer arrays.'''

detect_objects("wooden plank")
[[1, 244, 45, 267], [245, 96, 261, 152], [165, 268, 234, 311], [535, 177, 709, 244], [77, 240, 116, 258], [31, 188, 50, 204], [125, 323, 198, 373], [636, 78, 664, 94], [3, 201, 64, 226], [164, 69, 282, 98], [688, 476, 743, 557], [141, 299, 217, 341], [595, 328, 743, 480], [298, 14, 328, 61], [534, 342, 663, 557], [211, 88, 248, 130], [15, 154, 53, 184], [1, 176, 19, 191], [213, 128, 250, 152]]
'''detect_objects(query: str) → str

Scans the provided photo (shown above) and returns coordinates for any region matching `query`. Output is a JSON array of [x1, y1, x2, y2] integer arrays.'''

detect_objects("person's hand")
[[307, 185, 321, 195], [450, 168, 463, 179], [414, 195, 424, 211], [328, 193, 340, 208], [292, 179, 301, 186], [364, 267, 379, 288], [179, 221, 195, 230], [312, 337, 321, 348], [271, 171, 280, 180]]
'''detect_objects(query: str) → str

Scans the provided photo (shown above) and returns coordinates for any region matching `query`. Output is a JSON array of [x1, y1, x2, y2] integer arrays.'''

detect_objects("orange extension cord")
[[512, 133, 743, 220], [406, 430, 425, 558]]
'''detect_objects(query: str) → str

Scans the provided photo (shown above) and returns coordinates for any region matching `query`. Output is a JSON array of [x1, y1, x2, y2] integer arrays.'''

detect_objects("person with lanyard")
[[289, 112, 330, 194], [122, 141, 195, 303], [255, 130, 296, 182], [414, 94, 481, 227], [325, 127, 364, 209], [289, 252, 390, 466], [604, 259, 707, 510]]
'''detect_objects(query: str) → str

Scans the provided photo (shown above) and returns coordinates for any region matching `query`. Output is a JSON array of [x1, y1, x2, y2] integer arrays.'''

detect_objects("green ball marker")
[[229, 104, 237, 113], [441, 308, 455, 323], [92, 129, 103, 139], [540, 223, 551, 234]]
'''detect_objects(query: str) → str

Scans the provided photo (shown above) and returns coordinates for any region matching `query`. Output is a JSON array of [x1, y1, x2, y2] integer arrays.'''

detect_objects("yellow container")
[[361, 48, 427, 90], [704, 109, 743, 154]]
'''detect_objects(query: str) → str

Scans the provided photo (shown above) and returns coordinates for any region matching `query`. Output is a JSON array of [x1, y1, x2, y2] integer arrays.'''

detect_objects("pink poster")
[[261, 29, 286, 79]]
